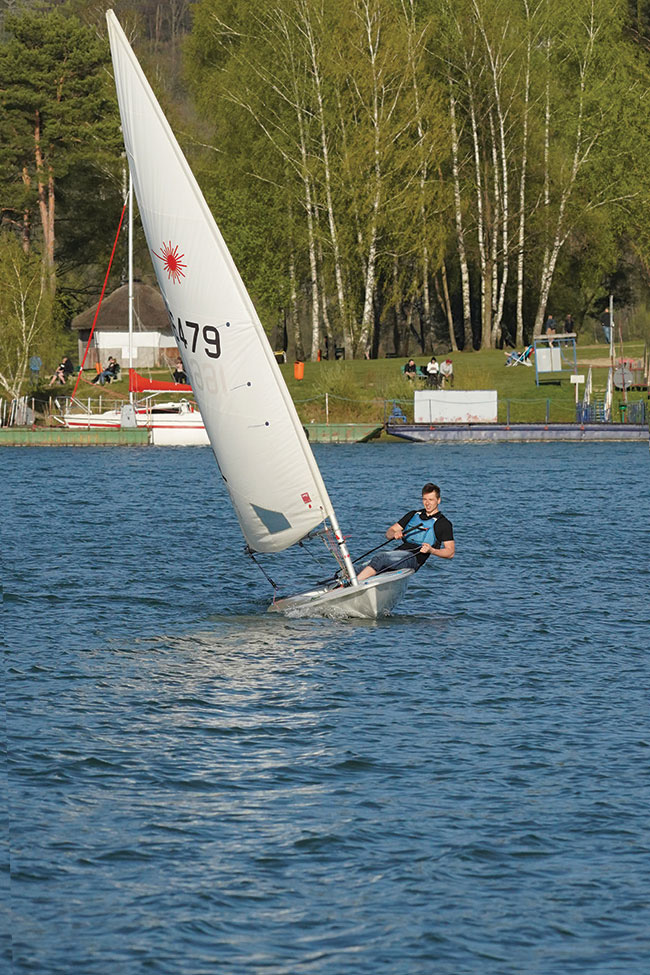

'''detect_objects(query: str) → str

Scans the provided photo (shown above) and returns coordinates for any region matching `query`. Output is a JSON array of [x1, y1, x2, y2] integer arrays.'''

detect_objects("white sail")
[[106, 11, 332, 553]]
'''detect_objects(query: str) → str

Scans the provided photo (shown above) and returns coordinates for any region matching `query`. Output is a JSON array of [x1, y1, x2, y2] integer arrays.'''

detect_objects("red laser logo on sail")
[[154, 241, 187, 285]]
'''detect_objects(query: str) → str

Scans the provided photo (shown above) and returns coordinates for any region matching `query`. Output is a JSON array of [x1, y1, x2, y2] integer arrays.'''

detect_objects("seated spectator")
[[48, 356, 74, 385], [92, 357, 120, 385], [403, 358, 417, 380], [425, 355, 440, 388], [173, 358, 187, 384], [48, 365, 66, 385], [440, 358, 454, 387], [60, 356, 74, 380]]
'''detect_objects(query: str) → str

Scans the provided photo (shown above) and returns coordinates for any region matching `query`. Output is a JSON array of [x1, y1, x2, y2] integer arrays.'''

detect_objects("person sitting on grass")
[[92, 357, 121, 385], [425, 356, 440, 388], [440, 358, 454, 387], [173, 358, 187, 384], [403, 358, 417, 380], [47, 356, 74, 386]]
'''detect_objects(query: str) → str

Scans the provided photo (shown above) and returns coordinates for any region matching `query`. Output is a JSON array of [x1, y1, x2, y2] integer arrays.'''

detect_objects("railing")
[[3, 396, 35, 427], [620, 401, 647, 424], [604, 368, 614, 421], [583, 366, 593, 407], [56, 394, 128, 416]]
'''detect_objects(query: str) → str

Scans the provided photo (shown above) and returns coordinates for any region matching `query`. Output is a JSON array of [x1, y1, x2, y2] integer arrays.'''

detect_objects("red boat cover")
[[129, 368, 193, 393]]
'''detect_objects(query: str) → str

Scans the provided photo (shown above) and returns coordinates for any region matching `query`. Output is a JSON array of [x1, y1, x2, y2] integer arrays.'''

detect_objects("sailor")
[[356, 482, 454, 581]]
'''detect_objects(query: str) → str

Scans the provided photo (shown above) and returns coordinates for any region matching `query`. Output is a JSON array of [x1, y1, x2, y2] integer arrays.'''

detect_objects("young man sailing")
[[356, 483, 454, 581]]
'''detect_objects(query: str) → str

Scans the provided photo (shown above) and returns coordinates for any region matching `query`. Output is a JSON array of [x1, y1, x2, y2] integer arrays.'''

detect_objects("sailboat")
[[62, 367, 210, 446], [106, 11, 412, 618]]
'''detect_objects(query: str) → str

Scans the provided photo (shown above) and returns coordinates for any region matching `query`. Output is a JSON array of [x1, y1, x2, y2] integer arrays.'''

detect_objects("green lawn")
[[280, 340, 648, 424], [37, 339, 648, 425]]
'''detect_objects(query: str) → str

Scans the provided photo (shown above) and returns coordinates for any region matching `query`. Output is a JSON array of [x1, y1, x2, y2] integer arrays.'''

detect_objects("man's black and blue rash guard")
[[397, 509, 454, 567]]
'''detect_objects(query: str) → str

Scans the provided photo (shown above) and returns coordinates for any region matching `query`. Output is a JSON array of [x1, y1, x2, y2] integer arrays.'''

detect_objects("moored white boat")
[[62, 370, 209, 446], [62, 401, 209, 445]]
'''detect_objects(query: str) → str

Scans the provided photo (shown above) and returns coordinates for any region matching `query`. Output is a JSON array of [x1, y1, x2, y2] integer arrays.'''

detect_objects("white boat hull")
[[268, 568, 413, 619], [149, 419, 209, 446]]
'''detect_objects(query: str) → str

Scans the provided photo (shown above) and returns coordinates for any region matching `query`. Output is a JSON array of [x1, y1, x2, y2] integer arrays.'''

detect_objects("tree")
[[435, 0, 647, 347], [186, 0, 451, 357], [0, 233, 56, 397], [0, 9, 120, 291]]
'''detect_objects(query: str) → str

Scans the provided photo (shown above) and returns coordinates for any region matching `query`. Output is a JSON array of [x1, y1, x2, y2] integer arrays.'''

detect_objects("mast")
[[128, 171, 134, 406], [329, 513, 358, 585]]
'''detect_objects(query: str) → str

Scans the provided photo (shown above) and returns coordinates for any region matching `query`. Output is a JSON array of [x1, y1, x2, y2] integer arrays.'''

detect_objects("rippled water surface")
[[4, 442, 650, 974]]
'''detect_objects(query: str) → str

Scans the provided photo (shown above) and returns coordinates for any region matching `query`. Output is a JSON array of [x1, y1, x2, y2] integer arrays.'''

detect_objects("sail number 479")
[[173, 319, 221, 359]]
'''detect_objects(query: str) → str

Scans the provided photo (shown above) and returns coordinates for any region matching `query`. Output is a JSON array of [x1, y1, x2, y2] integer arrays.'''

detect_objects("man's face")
[[422, 491, 439, 515]]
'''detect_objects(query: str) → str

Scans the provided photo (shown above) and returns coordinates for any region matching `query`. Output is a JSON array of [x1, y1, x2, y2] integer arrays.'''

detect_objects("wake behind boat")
[[106, 11, 411, 618]]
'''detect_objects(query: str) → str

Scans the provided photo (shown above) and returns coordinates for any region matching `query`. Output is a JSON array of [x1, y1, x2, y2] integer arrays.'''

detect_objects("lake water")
[[4, 442, 650, 974]]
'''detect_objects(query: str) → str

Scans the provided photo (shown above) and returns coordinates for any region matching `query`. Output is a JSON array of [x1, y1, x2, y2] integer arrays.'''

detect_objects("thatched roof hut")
[[71, 282, 170, 333]]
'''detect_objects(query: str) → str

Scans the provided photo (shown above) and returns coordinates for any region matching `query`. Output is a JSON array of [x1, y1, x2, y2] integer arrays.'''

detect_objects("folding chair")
[[504, 345, 533, 367]]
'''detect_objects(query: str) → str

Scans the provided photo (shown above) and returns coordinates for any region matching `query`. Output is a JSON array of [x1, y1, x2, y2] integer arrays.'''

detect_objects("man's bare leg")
[[356, 565, 376, 582]]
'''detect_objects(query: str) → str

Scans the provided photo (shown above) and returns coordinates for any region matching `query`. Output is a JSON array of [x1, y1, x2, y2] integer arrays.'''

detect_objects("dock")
[[303, 423, 382, 443], [0, 427, 150, 446], [386, 422, 649, 443]]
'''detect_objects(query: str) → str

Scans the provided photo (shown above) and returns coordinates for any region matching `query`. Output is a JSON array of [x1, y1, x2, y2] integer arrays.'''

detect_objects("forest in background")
[[1, 0, 650, 394]]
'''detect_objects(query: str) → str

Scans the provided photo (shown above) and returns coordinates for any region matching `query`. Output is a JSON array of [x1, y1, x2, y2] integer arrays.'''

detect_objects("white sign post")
[[570, 374, 585, 405]]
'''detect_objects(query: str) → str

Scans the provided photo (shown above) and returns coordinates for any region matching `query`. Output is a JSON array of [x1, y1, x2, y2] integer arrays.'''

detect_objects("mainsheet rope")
[[70, 197, 129, 401]]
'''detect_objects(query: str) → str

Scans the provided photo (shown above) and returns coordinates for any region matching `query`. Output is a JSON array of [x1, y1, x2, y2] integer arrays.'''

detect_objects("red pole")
[[70, 200, 128, 401]]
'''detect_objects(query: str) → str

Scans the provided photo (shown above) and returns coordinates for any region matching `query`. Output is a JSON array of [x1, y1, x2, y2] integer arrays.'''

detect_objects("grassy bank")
[[32, 339, 648, 426], [282, 340, 648, 424]]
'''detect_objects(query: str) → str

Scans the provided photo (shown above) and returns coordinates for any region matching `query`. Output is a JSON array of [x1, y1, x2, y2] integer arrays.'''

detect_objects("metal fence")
[[2, 396, 35, 427], [577, 401, 646, 424]]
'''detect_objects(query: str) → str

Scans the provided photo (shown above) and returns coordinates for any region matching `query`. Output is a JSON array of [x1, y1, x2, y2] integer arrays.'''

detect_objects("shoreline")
[[2, 421, 647, 447]]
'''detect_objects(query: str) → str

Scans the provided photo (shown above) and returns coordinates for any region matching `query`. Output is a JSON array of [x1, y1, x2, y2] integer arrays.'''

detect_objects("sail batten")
[[107, 10, 336, 555]]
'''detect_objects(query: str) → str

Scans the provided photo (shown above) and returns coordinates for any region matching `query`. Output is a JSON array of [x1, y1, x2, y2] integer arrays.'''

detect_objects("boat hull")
[[63, 409, 209, 446], [149, 420, 209, 446], [268, 568, 413, 619]]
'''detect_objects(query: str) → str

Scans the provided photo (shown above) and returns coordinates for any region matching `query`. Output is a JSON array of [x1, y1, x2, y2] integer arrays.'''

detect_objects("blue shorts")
[[368, 549, 420, 574]]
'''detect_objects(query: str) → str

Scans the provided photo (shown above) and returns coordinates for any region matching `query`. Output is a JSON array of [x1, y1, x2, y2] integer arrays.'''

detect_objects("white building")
[[71, 282, 177, 369]]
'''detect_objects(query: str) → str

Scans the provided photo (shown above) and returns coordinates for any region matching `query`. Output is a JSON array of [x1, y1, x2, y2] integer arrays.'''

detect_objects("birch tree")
[[0, 233, 55, 397], [529, 0, 638, 335], [185, 0, 322, 353], [436, 0, 641, 346], [340, 0, 411, 355]]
